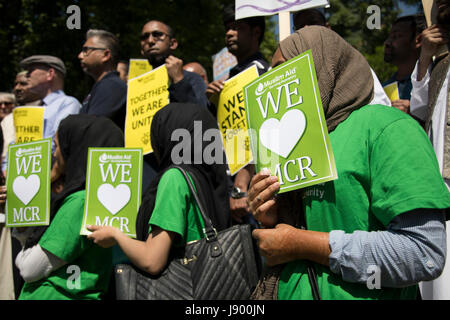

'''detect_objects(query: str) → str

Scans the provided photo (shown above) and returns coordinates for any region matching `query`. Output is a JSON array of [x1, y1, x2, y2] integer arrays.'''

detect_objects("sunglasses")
[[0, 101, 14, 106], [140, 31, 170, 41]]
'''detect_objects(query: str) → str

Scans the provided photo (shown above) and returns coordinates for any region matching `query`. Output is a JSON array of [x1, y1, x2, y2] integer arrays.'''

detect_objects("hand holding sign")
[[81, 148, 142, 237], [244, 50, 337, 193], [5, 139, 51, 227]]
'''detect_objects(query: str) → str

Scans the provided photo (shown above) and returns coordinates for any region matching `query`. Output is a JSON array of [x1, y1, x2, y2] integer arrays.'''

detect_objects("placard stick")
[[278, 11, 291, 42]]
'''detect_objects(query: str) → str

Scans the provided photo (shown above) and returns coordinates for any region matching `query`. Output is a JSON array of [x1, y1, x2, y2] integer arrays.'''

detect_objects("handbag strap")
[[172, 166, 218, 242]]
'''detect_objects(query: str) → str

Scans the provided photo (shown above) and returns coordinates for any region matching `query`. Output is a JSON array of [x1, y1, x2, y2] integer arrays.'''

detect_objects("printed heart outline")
[[12, 175, 41, 206], [97, 184, 131, 215], [259, 109, 306, 159]]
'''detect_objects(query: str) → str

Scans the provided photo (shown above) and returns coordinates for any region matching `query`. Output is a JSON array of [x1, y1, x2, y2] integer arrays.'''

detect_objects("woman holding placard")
[[248, 26, 449, 300], [87, 103, 231, 277], [14, 114, 124, 300]]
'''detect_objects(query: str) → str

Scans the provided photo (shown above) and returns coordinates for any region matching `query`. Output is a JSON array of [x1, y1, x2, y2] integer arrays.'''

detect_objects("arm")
[[87, 225, 175, 275], [248, 172, 447, 287], [230, 164, 254, 223], [168, 63, 208, 108], [329, 209, 446, 287], [15, 244, 67, 283]]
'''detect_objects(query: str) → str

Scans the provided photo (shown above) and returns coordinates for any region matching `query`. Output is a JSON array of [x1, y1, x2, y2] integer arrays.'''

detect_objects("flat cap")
[[20, 55, 66, 76]]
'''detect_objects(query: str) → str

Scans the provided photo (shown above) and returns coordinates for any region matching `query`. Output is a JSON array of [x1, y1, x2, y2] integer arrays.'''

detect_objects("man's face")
[[25, 64, 52, 98], [140, 21, 174, 67], [384, 21, 417, 64], [225, 20, 256, 58], [78, 37, 107, 77], [437, 0, 450, 27], [14, 74, 36, 104]]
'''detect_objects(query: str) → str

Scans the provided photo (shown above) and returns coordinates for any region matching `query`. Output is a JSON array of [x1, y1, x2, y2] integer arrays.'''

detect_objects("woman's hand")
[[248, 168, 280, 227], [86, 225, 119, 248]]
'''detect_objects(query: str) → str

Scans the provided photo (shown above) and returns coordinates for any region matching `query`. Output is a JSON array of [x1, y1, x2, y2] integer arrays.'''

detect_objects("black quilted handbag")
[[114, 166, 259, 300]]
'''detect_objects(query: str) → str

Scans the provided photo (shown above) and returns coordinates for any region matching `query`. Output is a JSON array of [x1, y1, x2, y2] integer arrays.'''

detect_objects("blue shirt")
[[1, 90, 81, 171], [42, 90, 81, 152], [382, 73, 413, 100]]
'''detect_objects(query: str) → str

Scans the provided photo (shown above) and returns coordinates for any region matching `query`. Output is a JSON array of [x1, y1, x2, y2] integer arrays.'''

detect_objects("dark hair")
[[393, 14, 426, 40], [293, 9, 327, 30], [222, 4, 266, 45]]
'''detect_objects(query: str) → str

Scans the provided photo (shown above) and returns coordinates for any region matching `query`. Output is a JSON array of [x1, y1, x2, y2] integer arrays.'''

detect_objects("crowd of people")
[[0, 2, 449, 300]]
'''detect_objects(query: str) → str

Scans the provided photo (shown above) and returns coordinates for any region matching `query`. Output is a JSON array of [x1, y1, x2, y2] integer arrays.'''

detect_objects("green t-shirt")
[[19, 190, 112, 300], [149, 168, 205, 246], [278, 105, 450, 300]]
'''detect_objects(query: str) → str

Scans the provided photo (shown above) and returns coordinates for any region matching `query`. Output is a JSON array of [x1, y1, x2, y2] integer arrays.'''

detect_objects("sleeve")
[[15, 244, 67, 283], [39, 191, 91, 262], [369, 118, 450, 226], [148, 169, 191, 239], [85, 80, 127, 118], [169, 71, 208, 108], [410, 61, 432, 121], [329, 209, 447, 287], [369, 68, 392, 107]]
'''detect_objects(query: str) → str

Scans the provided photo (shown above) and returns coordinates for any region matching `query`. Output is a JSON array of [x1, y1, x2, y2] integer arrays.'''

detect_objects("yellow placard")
[[13, 107, 44, 144], [128, 59, 153, 81], [383, 82, 399, 102], [214, 65, 259, 175], [125, 65, 170, 154]]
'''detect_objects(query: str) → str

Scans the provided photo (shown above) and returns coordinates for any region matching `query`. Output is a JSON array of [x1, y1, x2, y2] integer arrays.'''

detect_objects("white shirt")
[[410, 60, 449, 184]]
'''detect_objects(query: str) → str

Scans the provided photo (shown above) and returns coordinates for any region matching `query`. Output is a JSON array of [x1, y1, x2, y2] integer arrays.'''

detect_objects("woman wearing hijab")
[[14, 114, 124, 300], [248, 26, 450, 300], [87, 103, 230, 276]]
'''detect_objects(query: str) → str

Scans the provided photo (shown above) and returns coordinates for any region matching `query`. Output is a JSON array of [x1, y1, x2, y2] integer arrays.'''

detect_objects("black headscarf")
[[136, 103, 231, 241], [24, 114, 124, 248]]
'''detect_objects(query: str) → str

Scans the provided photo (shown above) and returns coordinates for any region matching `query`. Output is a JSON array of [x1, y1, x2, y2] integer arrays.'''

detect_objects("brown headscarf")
[[279, 26, 374, 132], [251, 26, 375, 300]]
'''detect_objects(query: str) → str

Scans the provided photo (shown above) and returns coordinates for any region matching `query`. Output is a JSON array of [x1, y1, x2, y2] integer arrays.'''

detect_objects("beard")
[[145, 52, 169, 68]]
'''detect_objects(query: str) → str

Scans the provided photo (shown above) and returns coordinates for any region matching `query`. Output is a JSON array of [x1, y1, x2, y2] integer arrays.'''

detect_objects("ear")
[[169, 37, 178, 51], [102, 48, 112, 63], [252, 26, 262, 42], [47, 68, 56, 81]]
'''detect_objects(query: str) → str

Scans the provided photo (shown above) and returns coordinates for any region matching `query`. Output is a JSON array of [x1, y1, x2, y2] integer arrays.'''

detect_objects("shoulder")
[[159, 168, 189, 189], [97, 72, 127, 91], [59, 190, 86, 210], [346, 104, 419, 131]]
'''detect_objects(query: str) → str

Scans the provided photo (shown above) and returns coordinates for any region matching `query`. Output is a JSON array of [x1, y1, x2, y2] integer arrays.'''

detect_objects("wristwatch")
[[230, 186, 248, 199]]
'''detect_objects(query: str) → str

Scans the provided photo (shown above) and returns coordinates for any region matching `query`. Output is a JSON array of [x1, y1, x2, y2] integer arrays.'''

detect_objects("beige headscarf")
[[279, 26, 374, 132], [251, 26, 375, 300]]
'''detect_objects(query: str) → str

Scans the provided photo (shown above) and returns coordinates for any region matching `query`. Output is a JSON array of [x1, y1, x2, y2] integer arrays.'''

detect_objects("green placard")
[[244, 50, 337, 193], [81, 148, 143, 238], [5, 139, 51, 227]]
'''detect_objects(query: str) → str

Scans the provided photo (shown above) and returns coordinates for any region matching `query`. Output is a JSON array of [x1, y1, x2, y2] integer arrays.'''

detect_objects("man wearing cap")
[[19, 55, 81, 153], [78, 29, 127, 131]]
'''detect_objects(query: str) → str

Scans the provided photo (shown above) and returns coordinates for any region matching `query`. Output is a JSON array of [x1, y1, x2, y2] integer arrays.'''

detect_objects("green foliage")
[[0, 0, 416, 100]]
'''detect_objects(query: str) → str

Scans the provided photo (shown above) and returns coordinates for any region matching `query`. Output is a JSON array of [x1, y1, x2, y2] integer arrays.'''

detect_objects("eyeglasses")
[[140, 31, 170, 41], [80, 46, 107, 56], [0, 101, 14, 106]]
